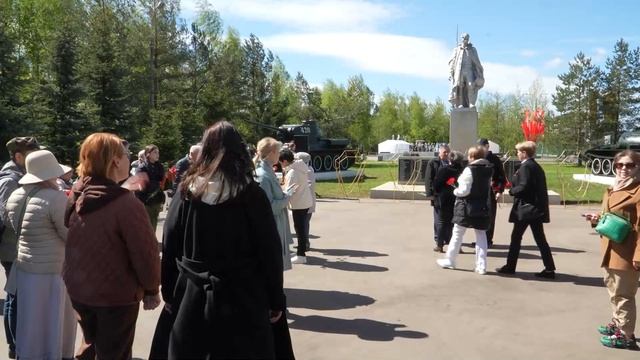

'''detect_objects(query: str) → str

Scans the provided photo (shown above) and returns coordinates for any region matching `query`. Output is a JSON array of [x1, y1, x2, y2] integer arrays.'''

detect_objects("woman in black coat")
[[152, 121, 289, 359], [496, 141, 556, 278], [432, 151, 465, 252]]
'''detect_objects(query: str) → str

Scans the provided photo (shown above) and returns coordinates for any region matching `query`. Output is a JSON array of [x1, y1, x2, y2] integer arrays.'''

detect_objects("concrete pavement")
[[1, 199, 638, 359]]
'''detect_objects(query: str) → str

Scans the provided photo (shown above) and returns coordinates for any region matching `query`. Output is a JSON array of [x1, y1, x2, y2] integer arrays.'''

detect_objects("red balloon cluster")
[[521, 108, 545, 142]]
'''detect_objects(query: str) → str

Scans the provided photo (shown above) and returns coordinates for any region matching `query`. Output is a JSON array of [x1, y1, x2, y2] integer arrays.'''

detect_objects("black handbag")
[[518, 201, 544, 222]]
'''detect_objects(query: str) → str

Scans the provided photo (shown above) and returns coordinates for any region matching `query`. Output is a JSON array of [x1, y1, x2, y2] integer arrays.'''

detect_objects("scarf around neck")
[[612, 170, 639, 192]]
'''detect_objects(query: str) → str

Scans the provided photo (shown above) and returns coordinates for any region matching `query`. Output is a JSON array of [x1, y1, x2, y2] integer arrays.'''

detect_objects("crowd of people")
[[426, 139, 555, 278], [0, 120, 319, 359], [426, 139, 640, 350], [0, 124, 638, 356]]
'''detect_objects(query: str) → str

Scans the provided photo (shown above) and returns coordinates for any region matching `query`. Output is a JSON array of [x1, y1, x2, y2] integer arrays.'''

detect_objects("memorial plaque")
[[397, 156, 433, 185]]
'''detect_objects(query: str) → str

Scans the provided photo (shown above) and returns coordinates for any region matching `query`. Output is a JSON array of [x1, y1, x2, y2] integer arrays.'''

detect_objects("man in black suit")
[[478, 138, 507, 247], [425, 144, 450, 252], [497, 141, 556, 278]]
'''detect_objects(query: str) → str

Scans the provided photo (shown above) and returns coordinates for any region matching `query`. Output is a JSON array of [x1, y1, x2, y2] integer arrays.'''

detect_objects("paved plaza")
[[2, 198, 639, 359]]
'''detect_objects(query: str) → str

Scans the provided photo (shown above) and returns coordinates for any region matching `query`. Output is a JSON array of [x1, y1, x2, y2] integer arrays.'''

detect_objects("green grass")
[[315, 161, 398, 199], [540, 162, 608, 204], [315, 160, 609, 204]]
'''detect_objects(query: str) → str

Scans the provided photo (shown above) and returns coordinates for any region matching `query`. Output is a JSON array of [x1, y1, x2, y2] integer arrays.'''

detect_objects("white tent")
[[377, 139, 411, 154]]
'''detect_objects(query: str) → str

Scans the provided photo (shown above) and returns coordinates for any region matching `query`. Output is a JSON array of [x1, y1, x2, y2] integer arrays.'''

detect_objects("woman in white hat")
[[5, 150, 76, 359]]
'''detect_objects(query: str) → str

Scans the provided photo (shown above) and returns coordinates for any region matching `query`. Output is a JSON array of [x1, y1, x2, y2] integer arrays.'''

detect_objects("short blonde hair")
[[515, 141, 537, 158], [77, 133, 126, 178], [254, 137, 282, 164], [467, 145, 486, 161]]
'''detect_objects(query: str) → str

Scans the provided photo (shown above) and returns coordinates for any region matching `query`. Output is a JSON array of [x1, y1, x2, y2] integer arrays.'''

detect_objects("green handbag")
[[595, 212, 632, 244]]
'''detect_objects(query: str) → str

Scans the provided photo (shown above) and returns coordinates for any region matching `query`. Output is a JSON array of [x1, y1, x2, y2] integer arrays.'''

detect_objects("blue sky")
[[181, 0, 640, 104]]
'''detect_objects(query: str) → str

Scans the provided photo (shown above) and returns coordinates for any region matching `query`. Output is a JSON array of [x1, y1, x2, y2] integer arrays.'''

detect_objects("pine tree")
[[241, 34, 275, 143], [83, 1, 130, 137], [42, 24, 87, 166], [0, 9, 25, 158], [601, 39, 640, 139], [552, 52, 601, 150]]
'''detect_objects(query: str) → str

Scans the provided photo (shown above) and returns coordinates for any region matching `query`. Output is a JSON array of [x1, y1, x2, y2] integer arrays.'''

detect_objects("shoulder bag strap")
[[14, 187, 41, 239]]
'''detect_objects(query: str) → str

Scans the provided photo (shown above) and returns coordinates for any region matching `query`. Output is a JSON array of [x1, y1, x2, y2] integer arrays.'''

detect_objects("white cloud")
[[183, 0, 402, 31], [592, 47, 607, 62], [520, 49, 537, 58], [263, 32, 451, 79], [264, 32, 559, 97], [544, 57, 564, 69], [483, 63, 559, 98]]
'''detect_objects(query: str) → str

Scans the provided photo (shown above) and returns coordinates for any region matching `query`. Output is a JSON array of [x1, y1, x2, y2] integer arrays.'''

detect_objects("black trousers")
[[292, 209, 310, 256], [436, 220, 453, 248], [486, 192, 497, 244], [506, 221, 556, 271], [1, 261, 15, 353], [432, 204, 441, 245]]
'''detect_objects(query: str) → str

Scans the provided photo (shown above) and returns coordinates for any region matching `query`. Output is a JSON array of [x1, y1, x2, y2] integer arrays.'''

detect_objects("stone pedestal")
[[449, 108, 478, 153]]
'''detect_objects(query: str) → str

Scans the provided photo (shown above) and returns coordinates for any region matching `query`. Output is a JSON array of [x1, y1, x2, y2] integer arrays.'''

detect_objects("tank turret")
[[583, 131, 640, 176], [246, 119, 356, 172]]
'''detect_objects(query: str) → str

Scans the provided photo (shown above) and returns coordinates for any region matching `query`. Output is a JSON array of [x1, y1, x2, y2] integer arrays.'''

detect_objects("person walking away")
[[478, 138, 506, 248], [425, 144, 450, 252], [157, 121, 288, 359], [5, 150, 76, 359], [280, 149, 313, 264], [496, 141, 556, 278], [585, 150, 640, 349], [436, 146, 493, 274], [136, 144, 166, 230], [0, 136, 40, 359], [295, 151, 316, 248], [64, 133, 161, 359], [432, 151, 465, 253]]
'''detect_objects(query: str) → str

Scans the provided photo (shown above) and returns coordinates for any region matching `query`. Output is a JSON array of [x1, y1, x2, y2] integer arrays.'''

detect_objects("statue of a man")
[[448, 33, 484, 108]]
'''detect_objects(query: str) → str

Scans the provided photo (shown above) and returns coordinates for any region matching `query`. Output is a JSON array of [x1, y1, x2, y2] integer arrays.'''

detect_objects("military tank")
[[583, 131, 640, 176], [248, 119, 356, 172]]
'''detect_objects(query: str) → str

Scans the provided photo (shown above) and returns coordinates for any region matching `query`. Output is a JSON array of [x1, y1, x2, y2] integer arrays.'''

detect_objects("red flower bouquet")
[[446, 177, 457, 187]]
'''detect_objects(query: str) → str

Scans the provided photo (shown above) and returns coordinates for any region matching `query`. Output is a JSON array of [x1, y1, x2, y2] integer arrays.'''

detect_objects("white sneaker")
[[475, 268, 487, 275], [436, 258, 455, 269], [291, 256, 307, 264]]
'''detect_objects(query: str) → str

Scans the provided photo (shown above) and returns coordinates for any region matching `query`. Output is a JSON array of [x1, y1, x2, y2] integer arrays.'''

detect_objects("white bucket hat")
[[18, 150, 66, 185], [294, 152, 311, 165]]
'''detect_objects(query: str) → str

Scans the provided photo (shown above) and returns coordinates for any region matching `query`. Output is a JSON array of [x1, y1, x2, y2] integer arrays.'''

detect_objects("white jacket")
[[6, 185, 68, 274], [453, 158, 491, 198], [284, 160, 313, 210]]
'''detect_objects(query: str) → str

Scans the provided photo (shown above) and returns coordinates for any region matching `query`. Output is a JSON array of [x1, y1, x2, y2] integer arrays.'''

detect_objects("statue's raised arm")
[[448, 33, 484, 108]]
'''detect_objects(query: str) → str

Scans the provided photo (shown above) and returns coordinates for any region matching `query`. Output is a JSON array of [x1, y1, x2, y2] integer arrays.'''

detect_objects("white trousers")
[[445, 224, 488, 271]]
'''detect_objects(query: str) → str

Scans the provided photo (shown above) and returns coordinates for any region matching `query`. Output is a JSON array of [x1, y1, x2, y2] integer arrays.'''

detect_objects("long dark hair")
[[179, 120, 254, 201]]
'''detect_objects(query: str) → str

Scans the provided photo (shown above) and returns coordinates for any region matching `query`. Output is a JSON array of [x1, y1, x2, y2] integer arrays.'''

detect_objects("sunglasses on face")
[[615, 162, 637, 170]]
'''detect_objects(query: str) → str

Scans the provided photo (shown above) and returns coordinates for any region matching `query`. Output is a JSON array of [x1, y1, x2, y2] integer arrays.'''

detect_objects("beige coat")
[[600, 183, 640, 271], [6, 184, 68, 274]]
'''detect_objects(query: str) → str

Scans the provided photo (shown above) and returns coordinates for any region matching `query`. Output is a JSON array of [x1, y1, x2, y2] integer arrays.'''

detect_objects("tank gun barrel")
[[241, 118, 281, 132]]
